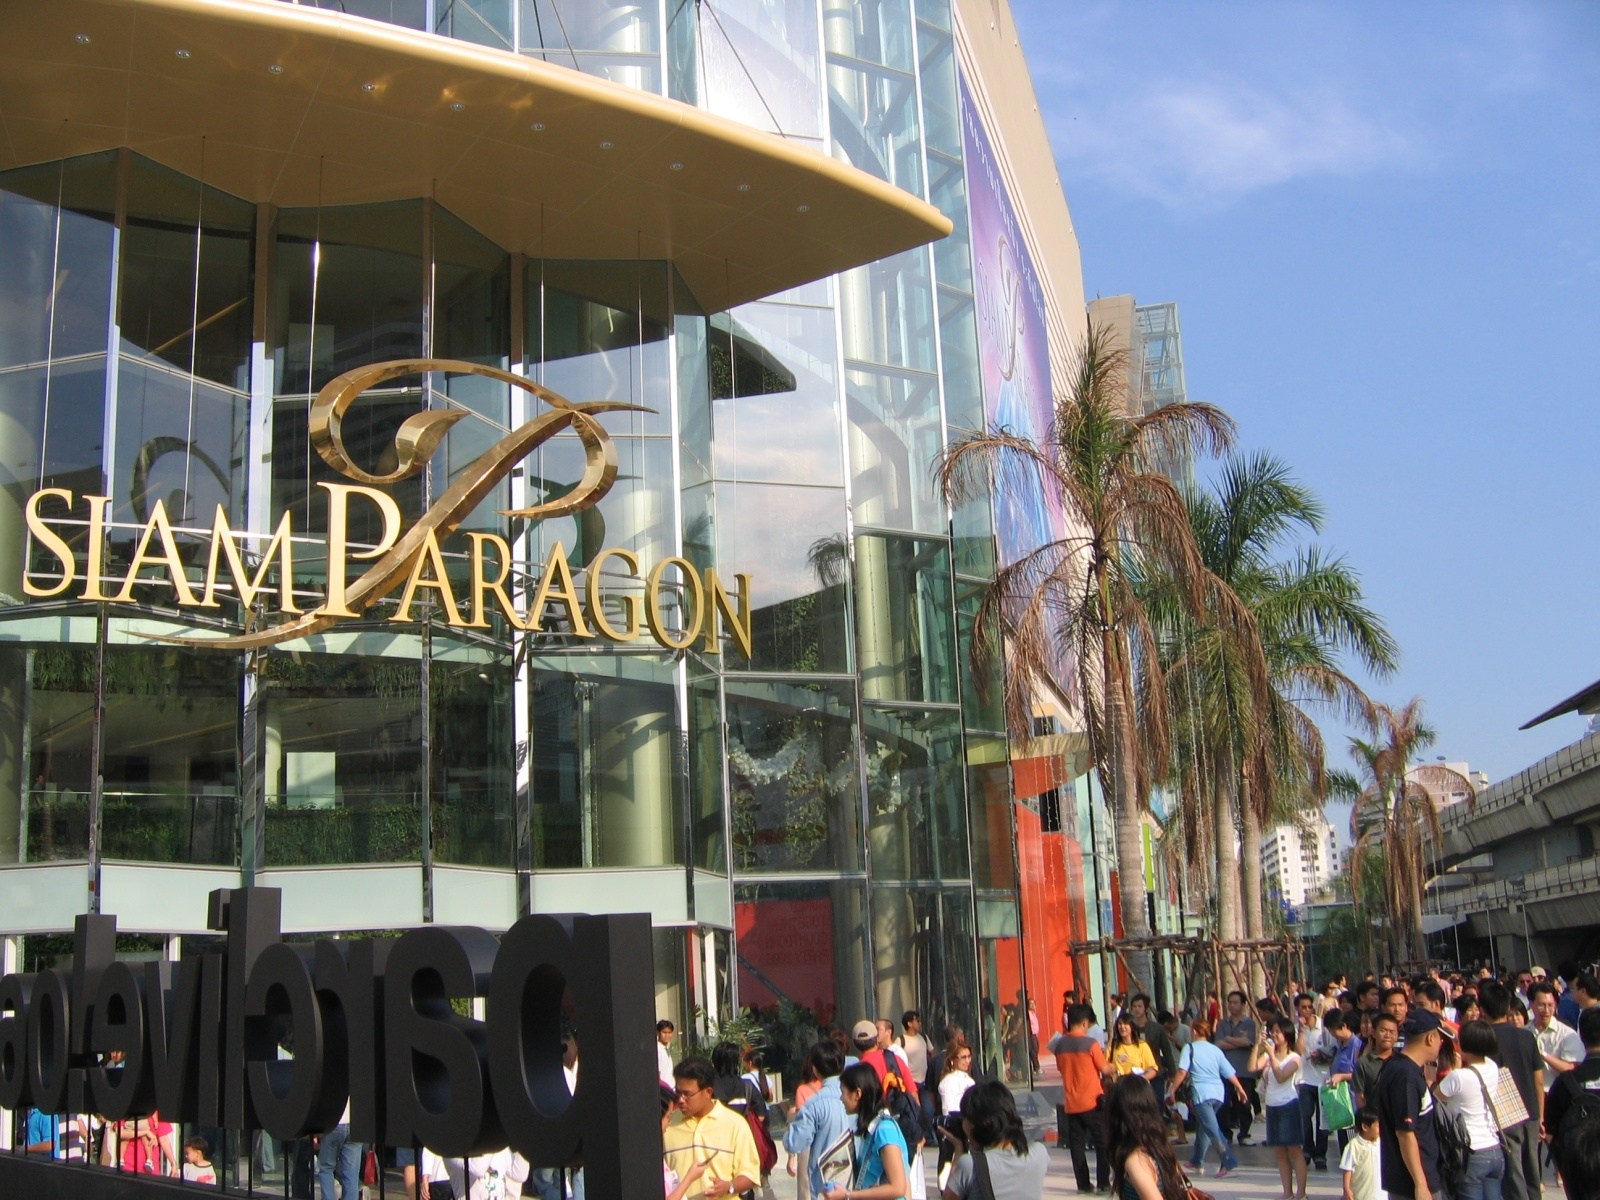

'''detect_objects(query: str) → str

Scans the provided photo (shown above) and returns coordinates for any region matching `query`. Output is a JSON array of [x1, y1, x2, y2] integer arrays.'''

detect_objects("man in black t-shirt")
[[1376, 1010, 1448, 1200], [1481, 980, 1546, 1200]]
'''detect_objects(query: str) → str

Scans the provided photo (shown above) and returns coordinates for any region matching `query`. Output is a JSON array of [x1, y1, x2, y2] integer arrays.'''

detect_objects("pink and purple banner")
[[960, 74, 1062, 569]]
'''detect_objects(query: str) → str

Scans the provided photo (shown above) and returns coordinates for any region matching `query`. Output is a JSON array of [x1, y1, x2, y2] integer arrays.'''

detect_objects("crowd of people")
[[13, 963, 1600, 1200], [1046, 964, 1600, 1200]]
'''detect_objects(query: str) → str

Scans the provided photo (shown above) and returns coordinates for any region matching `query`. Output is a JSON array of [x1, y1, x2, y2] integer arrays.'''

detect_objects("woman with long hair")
[[1109, 1015, 1159, 1081], [831, 1062, 909, 1200], [938, 1080, 1048, 1199], [935, 1040, 978, 1176], [1250, 1016, 1306, 1200], [1105, 1075, 1188, 1200]]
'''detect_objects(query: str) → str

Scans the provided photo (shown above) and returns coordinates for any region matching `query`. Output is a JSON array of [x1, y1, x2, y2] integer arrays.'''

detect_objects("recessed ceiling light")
[[361, 81, 378, 93], [267, 64, 284, 75], [530, 122, 546, 131], [450, 102, 466, 112], [736, 183, 751, 192], [74, 33, 91, 45], [599, 140, 614, 150], [174, 48, 192, 60], [670, 162, 684, 171]]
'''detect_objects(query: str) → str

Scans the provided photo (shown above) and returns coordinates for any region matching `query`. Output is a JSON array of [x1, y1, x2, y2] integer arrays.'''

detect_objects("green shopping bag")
[[1321, 1080, 1355, 1131]]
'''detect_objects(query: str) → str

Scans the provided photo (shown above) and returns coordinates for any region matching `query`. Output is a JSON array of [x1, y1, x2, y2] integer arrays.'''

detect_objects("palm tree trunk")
[[1239, 801, 1266, 1000], [1102, 624, 1154, 991], [1212, 758, 1244, 993]]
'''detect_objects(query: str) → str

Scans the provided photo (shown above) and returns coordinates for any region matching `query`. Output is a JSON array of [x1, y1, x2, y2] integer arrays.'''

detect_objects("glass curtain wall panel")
[[723, 677, 862, 873], [99, 627, 241, 865], [526, 654, 682, 870], [518, 0, 663, 92], [430, 625, 516, 868], [870, 883, 978, 1040], [861, 704, 965, 881], [0, 155, 117, 599], [823, 0, 921, 192], [433, 208, 513, 546], [696, 0, 825, 140], [110, 157, 255, 585], [258, 643, 426, 866], [734, 877, 871, 1035], [0, 617, 100, 864]]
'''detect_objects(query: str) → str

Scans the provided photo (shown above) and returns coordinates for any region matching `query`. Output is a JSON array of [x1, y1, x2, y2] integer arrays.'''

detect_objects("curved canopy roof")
[[0, 0, 952, 313]]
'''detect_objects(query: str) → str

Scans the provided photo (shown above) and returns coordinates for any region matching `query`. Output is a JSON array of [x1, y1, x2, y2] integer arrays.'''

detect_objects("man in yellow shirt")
[[664, 1057, 761, 1199]]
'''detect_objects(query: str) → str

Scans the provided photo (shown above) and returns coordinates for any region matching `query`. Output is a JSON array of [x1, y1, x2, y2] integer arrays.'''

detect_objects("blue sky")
[[1008, 0, 1600, 783]]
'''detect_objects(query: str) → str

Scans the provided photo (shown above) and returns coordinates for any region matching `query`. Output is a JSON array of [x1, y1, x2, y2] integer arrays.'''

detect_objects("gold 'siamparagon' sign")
[[22, 360, 752, 656]]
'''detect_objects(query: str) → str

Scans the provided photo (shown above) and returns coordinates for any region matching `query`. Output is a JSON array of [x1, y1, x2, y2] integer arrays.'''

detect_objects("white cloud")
[[1061, 77, 1415, 208]]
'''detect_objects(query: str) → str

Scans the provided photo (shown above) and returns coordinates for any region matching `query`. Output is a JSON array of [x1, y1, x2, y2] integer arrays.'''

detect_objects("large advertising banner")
[[959, 74, 1060, 569]]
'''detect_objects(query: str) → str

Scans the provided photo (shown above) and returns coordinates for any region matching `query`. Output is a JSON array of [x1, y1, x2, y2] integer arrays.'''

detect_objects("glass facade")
[[0, 0, 1060, 1075]]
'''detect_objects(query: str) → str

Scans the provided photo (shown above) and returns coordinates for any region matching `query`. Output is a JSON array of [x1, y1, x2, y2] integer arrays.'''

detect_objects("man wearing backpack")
[[1544, 1006, 1600, 1200], [1482, 980, 1546, 1200]]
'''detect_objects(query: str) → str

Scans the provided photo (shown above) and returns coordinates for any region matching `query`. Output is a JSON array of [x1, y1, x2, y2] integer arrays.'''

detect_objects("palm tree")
[[937, 321, 1237, 988], [1333, 698, 1473, 970], [1152, 454, 1396, 983]]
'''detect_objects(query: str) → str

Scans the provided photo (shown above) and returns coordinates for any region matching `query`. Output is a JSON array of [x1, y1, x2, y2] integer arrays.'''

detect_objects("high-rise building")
[[1261, 814, 1336, 910], [0, 0, 1102, 1093], [1087, 294, 1193, 484]]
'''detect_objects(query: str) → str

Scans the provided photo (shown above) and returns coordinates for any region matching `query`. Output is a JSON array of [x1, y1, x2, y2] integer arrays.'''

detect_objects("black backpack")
[[1553, 1082, 1600, 1171], [883, 1075, 933, 1145]]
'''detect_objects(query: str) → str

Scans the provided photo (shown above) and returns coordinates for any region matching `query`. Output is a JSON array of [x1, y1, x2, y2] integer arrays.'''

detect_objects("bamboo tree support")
[[1068, 934, 1307, 1013]]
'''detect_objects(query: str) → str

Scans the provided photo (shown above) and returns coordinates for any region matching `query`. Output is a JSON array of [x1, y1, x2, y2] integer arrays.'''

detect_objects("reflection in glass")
[[956, 576, 1003, 731], [699, 0, 823, 137], [725, 678, 861, 873], [713, 483, 850, 674], [839, 247, 935, 372], [854, 532, 957, 704], [431, 629, 515, 868], [826, 59, 922, 193], [711, 302, 842, 487], [965, 740, 1014, 892], [535, 260, 672, 437], [937, 292, 982, 434], [120, 157, 254, 389], [526, 434, 674, 572], [0, 157, 116, 599], [260, 647, 424, 866], [435, 0, 512, 49], [863, 705, 965, 881], [870, 885, 978, 1040], [519, 0, 662, 92], [272, 201, 426, 396], [734, 878, 870, 1043], [0, 154, 117, 366], [435, 212, 512, 537], [305, 0, 425, 28], [845, 363, 943, 532], [99, 639, 240, 865], [111, 361, 246, 538], [19, 642, 97, 862], [689, 676, 726, 873], [528, 656, 681, 869]]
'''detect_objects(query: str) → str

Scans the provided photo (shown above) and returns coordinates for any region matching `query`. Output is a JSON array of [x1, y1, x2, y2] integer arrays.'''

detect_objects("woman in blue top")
[[833, 1062, 910, 1200], [1166, 1019, 1248, 1177]]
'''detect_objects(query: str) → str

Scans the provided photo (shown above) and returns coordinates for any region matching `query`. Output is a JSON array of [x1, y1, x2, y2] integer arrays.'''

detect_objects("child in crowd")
[[182, 1136, 217, 1186], [1339, 1109, 1381, 1200]]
